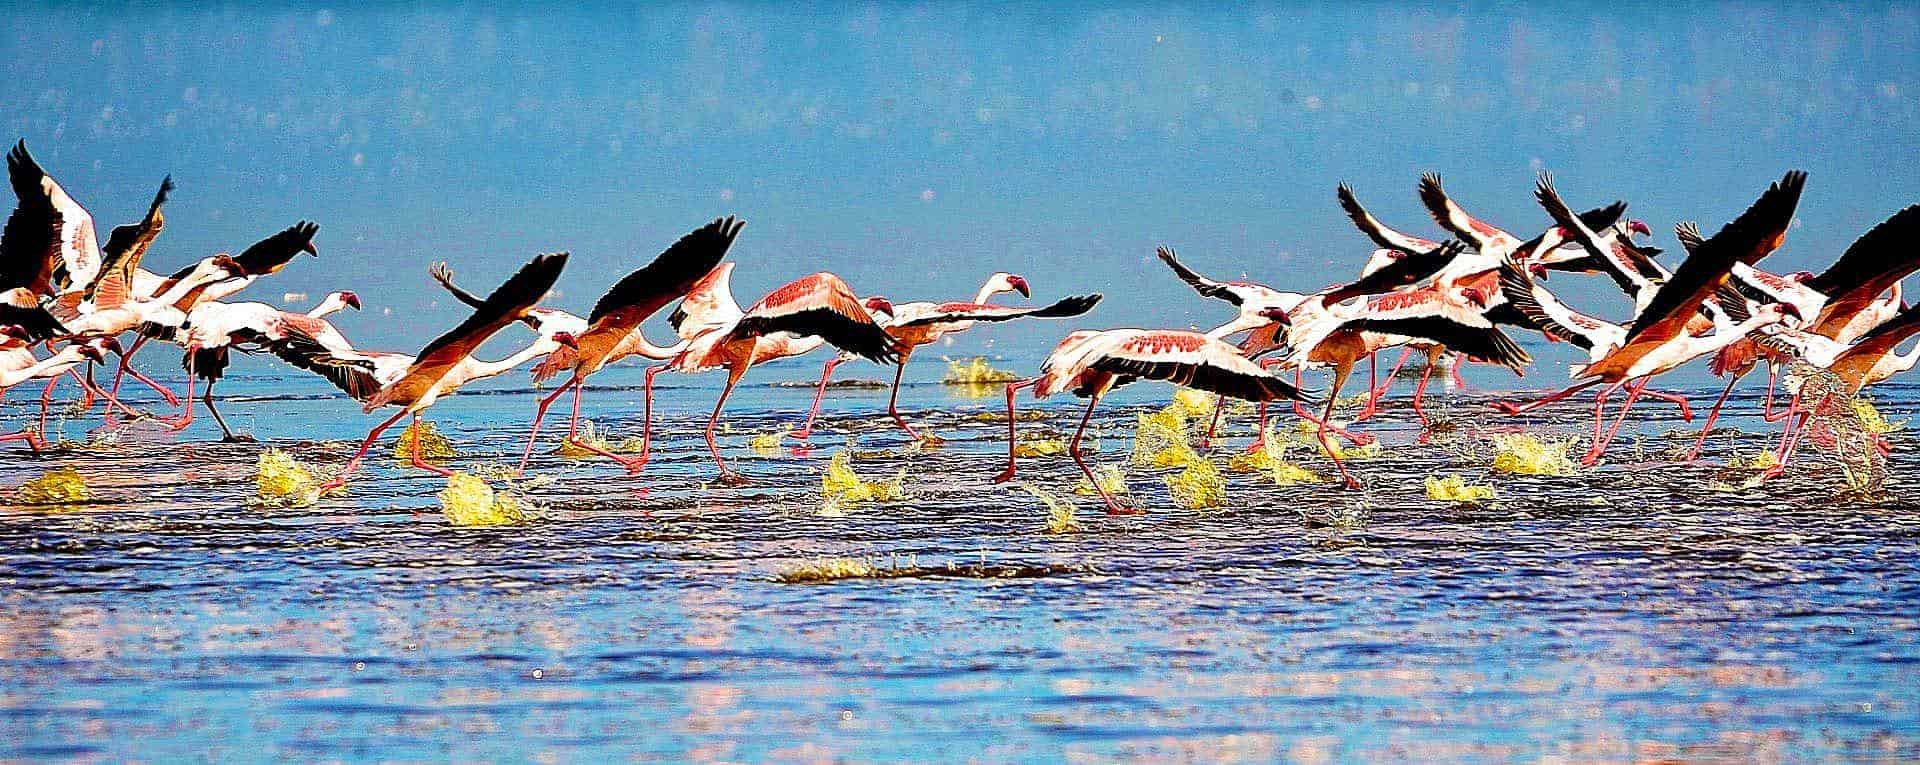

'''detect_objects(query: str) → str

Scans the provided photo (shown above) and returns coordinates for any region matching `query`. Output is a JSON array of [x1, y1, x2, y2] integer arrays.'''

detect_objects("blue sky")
[[5, 2, 1919, 375]]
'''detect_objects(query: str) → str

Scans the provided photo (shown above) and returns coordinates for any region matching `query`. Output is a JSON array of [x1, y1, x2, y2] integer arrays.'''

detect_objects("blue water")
[[6, 2, 1920, 761], [2, 365, 1918, 761]]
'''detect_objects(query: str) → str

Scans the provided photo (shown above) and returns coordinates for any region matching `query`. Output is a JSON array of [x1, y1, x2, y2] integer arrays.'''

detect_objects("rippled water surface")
[[3, 365, 1918, 762]]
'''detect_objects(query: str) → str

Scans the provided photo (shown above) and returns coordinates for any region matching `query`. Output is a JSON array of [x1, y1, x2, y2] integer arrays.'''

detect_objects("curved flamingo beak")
[[553, 331, 579, 349], [863, 296, 895, 318], [1461, 287, 1490, 308], [1008, 275, 1031, 298], [1779, 303, 1804, 322], [78, 343, 106, 362], [1258, 307, 1293, 325], [1628, 220, 1652, 238], [211, 254, 244, 274], [1529, 261, 1551, 279], [0, 325, 27, 342], [341, 291, 362, 310], [103, 337, 124, 355]]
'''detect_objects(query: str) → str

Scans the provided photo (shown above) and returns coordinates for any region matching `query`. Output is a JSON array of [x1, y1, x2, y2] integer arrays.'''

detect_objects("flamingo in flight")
[[667, 270, 904, 485], [1492, 171, 1809, 464], [269, 252, 578, 493], [990, 328, 1312, 514], [506, 216, 741, 473], [797, 275, 1101, 444]]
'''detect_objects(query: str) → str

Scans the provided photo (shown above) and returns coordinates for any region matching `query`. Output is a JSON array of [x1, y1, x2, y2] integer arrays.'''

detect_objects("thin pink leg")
[[1638, 389, 1693, 421], [1353, 352, 1382, 422], [706, 366, 749, 485], [885, 360, 924, 442], [406, 413, 455, 477], [1687, 374, 1741, 462], [793, 358, 842, 440], [993, 378, 1036, 484], [516, 375, 578, 474], [1067, 395, 1133, 515], [1198, 394, 1227, 449], [316, 409, 411, 494], [1581, 379, 1633, 465], [1491, 379, 1603, 416]]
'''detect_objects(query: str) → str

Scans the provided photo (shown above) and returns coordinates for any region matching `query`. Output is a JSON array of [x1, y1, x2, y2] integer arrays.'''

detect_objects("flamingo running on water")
[[269, 252, 577, 492], [506, 216, 740, 473], [0, 331, 120, 451], [990, 328, 1312, 514], [1265, 283, 1534, 487], [796, 278, 1101, 444], [162, 290, 364, 441], [1679, 204, 1920, 460], [1491, 171, 1809, 465], [668, 271, 904, 485]]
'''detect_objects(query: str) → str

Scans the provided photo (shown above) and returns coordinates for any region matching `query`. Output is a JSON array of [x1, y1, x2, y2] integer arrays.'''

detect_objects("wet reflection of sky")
[[1, 369, 1917, 760]]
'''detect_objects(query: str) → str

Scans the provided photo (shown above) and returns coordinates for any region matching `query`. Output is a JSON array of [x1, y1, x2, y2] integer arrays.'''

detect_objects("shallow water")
[[2, 362, 1918, 762]]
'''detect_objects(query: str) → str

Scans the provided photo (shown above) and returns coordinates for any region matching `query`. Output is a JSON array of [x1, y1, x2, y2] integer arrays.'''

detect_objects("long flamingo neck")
[[467, 337, 563, 382]]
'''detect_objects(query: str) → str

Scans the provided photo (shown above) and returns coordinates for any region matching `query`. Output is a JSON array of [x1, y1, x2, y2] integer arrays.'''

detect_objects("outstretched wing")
[[728, 272, 903, 363], [1, 141, 99, 294], [1088, 330, 1312, 403], [1535, 173, 1658, 296], [87, 176, 172, 309], [589, 216, 743, 327], [1336, 183, 1437, 253], [1624, 170, 1806, 344], [668, 262, 743, 340], [1155, 247, 1259, 306], [1321, 240, 1465, 305], [270, 326, 385, 401], [231, 221, 319, 276], [1419, 172, 1522, 255], [1806, 205, 1920, 338], [893, 294, 1102, 327], [1497, 259, 1601, 350], [398, 251, 570, 394]]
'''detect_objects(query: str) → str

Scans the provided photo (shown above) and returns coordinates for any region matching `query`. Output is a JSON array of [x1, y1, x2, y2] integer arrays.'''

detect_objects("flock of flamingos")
[[4, 139, 1919, 513]]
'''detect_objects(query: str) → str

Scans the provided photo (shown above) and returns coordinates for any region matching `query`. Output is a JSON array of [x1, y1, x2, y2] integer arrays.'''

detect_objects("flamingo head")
[[863, 296, 895, 319], [1257, 307, 1293, 326], [1628, 219, 1653, 238], [1790, 270, 1815, 282], [1769, 302, 1805, 327], [552, 331, 579, 349], [336, 291, 362, 310], [1460, 286, 1491, 308], [210, 254, 244, 275], [987, 272, 1030, 299], [0, 325, 28, 344]]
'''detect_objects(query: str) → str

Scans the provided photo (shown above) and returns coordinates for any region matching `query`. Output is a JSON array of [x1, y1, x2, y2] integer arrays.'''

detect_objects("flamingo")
[[797, 277, 1100, 444], [988, 328, 1311, 514], [504, 216, 740, 473], [163, 291, 364, 441], [791, 271, 1029, 441], [1677, 203, 1920, 460], [2, 141, 105, 295], [1492, 171, 1809, 464], [0, 332, 120, 451], [668, 271, 904, 485], [1741, 304, 1920, 477], [268, 252, 577, 493], [1267, 284, 1533, 487]]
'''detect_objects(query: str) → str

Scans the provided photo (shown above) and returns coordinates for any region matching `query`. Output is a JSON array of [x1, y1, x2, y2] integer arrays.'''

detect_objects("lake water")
[[2, 364, 1916, 762]]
